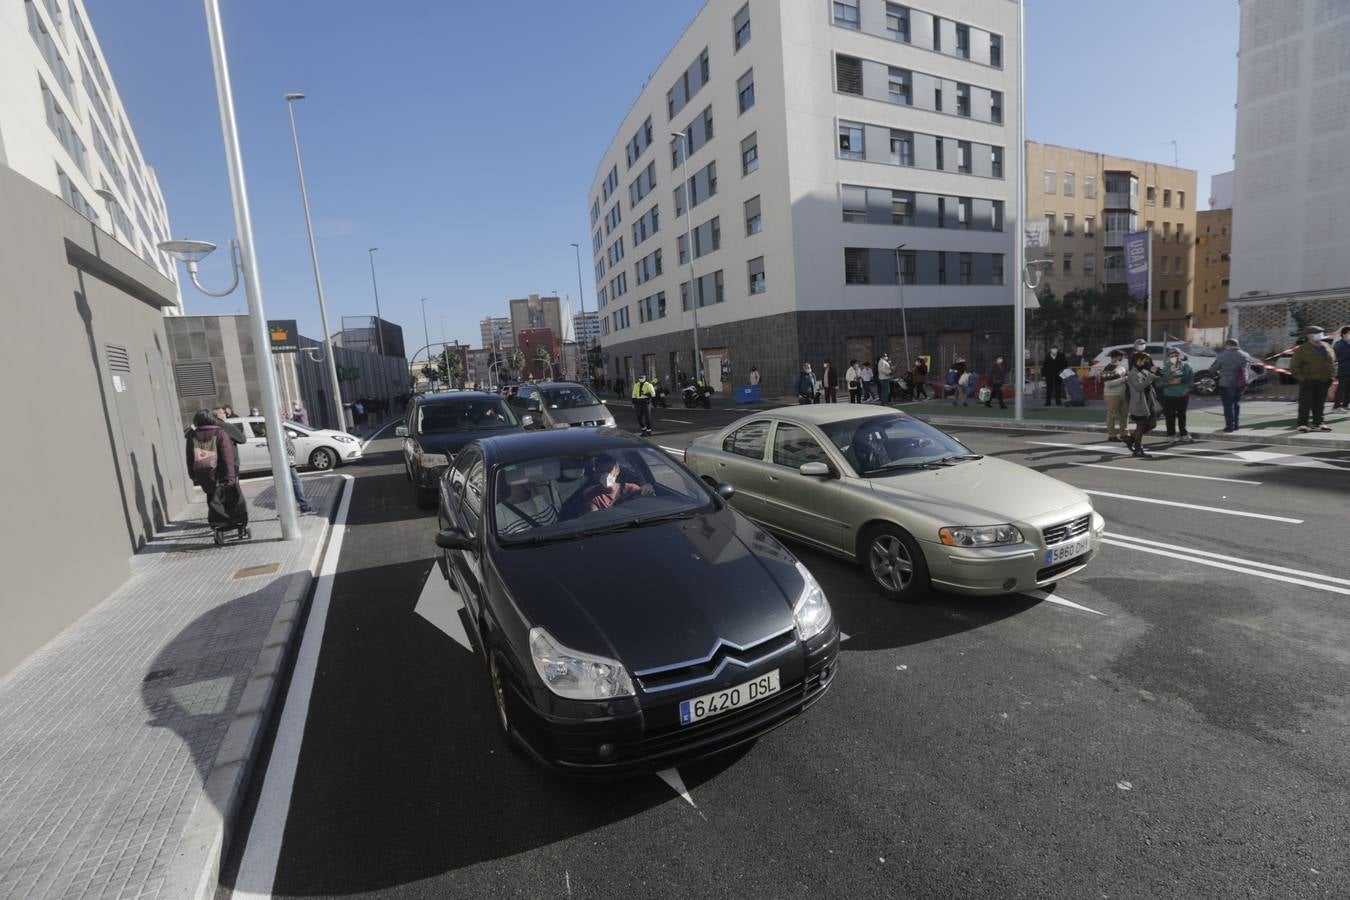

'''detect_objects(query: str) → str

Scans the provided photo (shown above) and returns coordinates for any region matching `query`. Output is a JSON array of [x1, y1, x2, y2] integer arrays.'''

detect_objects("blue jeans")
[[1219, 386, 1241, 430], [289, 465, 313, 513]]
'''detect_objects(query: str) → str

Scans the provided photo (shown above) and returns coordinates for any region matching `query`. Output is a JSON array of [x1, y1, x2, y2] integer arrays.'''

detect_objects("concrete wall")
[[0, 163, 188, 675]]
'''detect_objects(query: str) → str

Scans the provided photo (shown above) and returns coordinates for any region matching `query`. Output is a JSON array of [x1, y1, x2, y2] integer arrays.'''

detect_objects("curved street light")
[[158, 239, 242, 297]]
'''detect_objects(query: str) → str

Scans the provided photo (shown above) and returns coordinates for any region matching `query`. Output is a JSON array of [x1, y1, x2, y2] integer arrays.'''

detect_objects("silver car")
[[684, 406, 1104, 600], [511, 382, 616, 430]]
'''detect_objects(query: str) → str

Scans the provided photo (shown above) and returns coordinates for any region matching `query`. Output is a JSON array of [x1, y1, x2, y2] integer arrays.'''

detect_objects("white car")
[[1088, 341, 1265, 395], [226, 417, 362, 473]]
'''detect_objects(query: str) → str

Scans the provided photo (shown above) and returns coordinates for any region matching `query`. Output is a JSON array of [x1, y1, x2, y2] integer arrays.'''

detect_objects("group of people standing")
[[1101, 340, 1197, 456]]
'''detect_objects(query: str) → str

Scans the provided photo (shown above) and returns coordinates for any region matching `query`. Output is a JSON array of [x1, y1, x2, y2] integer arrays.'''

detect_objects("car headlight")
[[418, 451, 450, 469], [792, 562, 832, 641], [528, 627, 635, 700], [553, 422, 570, 429], [938, 524, 1023, 547], [1091, 511, 1105, 533], [332, 434, 357, 444]]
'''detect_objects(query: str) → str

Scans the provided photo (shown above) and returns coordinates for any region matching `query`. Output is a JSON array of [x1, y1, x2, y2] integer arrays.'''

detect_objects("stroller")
[[891, 372, 916, 403], [1061, 367, 1086, 407]]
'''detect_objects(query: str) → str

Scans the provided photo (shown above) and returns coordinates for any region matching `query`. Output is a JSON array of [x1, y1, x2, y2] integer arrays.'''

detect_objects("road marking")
[[1025, 588, 1106, 616], [413, 565, 474, 652], [659, 445, 685, 456], [1082, 490, 1303, 524], [232, 475, 354, 899], [1063, 462, 1262, 486], [661, 418, 694, 424], [1101, 537, 1350, 597], [840, 631, 851, 642], [1024, 439, 1347, 472], [656, 767, 702, 814], [1105, 531, 1350, 587]]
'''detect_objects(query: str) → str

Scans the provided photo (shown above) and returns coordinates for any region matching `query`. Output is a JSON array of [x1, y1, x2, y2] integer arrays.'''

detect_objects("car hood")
[[415, 426, 522, 455], [545, 405, 612, 424], [495, 510, 797, 672], [869, 455, 1088, 525]]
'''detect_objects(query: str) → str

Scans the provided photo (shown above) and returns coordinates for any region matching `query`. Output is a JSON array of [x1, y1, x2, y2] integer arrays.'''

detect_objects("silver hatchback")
[[511, 382, 616, 431]]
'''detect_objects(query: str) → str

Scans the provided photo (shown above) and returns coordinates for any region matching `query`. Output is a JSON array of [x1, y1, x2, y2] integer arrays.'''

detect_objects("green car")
[[683, 406, 1104, 600]]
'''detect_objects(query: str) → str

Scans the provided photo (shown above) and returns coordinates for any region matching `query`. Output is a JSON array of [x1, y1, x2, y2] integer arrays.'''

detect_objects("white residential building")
[[574, 310, 601, 347], [586, 0, 1021, 394], [479, 315, 513, 352], [1, 0, 178, 301]]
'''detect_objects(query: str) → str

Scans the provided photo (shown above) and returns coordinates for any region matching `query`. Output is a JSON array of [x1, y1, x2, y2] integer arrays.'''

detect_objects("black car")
[[433, 428, 839, 775], [398, 391, 522, 507]]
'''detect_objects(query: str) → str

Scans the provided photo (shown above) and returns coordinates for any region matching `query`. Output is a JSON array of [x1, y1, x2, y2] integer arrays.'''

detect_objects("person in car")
[[496, 468, 559, 535], [582, 453, 654, 513]]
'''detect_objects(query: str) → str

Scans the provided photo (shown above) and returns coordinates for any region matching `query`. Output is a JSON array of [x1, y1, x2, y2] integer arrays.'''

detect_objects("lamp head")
[[94, 188, 117, 204], [158, 239, 217, 264], [284, 92, 305, 101]]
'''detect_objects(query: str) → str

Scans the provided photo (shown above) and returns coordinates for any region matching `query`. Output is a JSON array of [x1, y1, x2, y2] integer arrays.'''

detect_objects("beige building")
[[508, 294, 563, 349], [1025, 142, 1197, 340], [1193, 208, 1231, 334]]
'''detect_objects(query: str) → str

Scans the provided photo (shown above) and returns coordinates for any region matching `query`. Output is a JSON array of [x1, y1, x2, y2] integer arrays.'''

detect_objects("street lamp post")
[[367, 247, 386, 357], [672, 129, 702, 383], [570, 241, 589, 370], [1013, 0, 1027, 423], [420, 297, 431, 384], [283, 92, 344, 433], [893, 243, 912, 374]]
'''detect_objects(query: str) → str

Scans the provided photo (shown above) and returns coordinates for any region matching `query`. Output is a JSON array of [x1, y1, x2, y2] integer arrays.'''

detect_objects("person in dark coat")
[[184, 405, 247, 446], [1042, 348, 1068, 406], [186, 410, 249, 536], [986, 357, 1007, 409], [912, 358, 928, 400], [821, 361, 840, 403]]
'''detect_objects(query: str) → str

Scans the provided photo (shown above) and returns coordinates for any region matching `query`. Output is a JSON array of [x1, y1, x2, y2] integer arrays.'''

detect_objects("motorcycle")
[[682, 384, 712, 409], [653, 386, 670, 408]]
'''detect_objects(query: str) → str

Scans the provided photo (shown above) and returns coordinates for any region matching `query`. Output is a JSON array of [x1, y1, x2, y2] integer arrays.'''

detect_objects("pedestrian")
[[631, 373, 656, 436], [1335, 325, 1350, 411], [846, 359, 862, 404], [1042, 347, 1067, 406], [614, 375, 625, 398], [985, 356, 1007, 409], [912, 358, 928, 400], [249, 406, 261, 417], [223, 405, 236, 418], [749, 366, 761, 386], [1101, 349, 1129, 441], [1213, 338, 1250, 432], [1124, 351, 1162, 458], [277, 423, 315, 514], [795, 363, 817, 404], [290, 401, 308, 426], [860, 361, 875, 401], [822, 360, 839, 403], [353, 399, 365, 427], [1292, 325, 1336, 433], [1158, 347, 1195, 441], [949, 359, 970, 406], [877, 353, 893, 404], [185, 409, 249, 540]]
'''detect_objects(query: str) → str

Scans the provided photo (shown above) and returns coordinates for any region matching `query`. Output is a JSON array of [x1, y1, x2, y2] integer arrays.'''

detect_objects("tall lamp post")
[[160, 0, 298, 540], [283, 92, 344, 432], [671, 129, 703, 382], [1013, 0, 1027, 423], [893, 243, 912, 373], [367, 247, 386, 356], [570, 241, 590, 372], [420, 297, 432, 383]]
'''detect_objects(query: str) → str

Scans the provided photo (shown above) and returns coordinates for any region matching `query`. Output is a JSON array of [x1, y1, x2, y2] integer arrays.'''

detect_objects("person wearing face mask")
[[1124, 351, 1162, 457], [795, 363, 817, 404], [1041, 347, 1067, 406], [1291, 325, 1336, 433], [582, 453, 655, 513], [1158, 348, 1195, 442], [1333, 325, 1350, 411]]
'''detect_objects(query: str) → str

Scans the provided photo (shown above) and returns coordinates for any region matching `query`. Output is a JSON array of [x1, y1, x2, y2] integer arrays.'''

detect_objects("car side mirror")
[[521, 415, 534, 428], [435, 527, 475, 551], [528, 401, 542, 412], [716, 482, 736, 500], [799, 461, 832, 478], [395, 425, 408, 437]]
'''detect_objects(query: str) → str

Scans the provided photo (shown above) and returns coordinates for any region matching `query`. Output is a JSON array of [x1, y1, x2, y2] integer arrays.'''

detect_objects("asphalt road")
[[220, 404, 1350, 899]]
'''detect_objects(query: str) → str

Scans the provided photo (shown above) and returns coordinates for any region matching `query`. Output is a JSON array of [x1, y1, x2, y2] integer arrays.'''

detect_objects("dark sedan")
[[432, 428, 839, 775], [397, 391, 522, 507]]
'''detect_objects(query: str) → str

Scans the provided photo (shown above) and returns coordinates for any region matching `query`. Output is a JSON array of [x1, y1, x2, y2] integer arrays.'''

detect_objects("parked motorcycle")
[[682, 384, 712, 409]]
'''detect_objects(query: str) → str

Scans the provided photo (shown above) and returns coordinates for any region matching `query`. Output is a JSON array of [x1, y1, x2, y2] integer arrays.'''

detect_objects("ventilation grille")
[[174, 361, 216, 398], [835, 55, 863, 95], [106, 344, 131, 373]]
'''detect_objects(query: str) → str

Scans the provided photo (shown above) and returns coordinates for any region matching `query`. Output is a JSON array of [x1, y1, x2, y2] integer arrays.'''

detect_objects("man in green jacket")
[[1157, 348, 1195, 442], [1291, 325, 1336, 433]]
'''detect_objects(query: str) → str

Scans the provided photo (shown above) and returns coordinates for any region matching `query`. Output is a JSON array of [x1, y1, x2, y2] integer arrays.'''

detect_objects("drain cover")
[[143, 668, 176, 683], [233, 563, 281, 580]]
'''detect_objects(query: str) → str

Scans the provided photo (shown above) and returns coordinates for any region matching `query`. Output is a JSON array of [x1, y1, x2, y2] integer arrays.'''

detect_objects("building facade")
[[508, 294, 564, 350], [1024, 141, 1197, 341], [2, 0, 179, 297], [479, 315, 513, 353], [335, 315, 406, 360], [1230, 0, 1350, 300], [1193, 208, 1231, 337], [586, 0, 1022, 395], [573, 310, 601, 347]]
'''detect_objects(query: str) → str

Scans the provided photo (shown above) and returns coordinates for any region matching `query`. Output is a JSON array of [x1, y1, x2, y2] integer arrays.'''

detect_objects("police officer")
[[631, 373, 656, 436]]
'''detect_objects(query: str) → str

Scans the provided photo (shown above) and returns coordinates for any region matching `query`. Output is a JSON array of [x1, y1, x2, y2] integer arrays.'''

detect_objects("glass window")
[[990, 34, 1003, 67], [463, 460, 485, 529], [1084, 215, 1095, 237], [1044, 170, 1056, 193], [1062, 253, 1073, 275], [957, 140, 971, 173], [1063, 214, 1074, 236], [836, 54, 863, 95], [960, 252, 973, 284], [741, 132, 759, 175], [745, 195, 762, 234], [845, 248, 869, 284], [748, 256, 766, 294], [416, 397, 518, 434], [737, 69, 755, 113], [1083, 175, 1097, 199], [773, 423, 829, 468], [819, 414, 969, 475], [1046, 213, 1057, 235], [539, 385, 603, 410], [890, 131, 913, 166], [838, 123, 864, 159], [886, 3, 909, 41], [991, 147, 1003, 178], [1178, 190, 1186, 209], [1163, 189, 1172, 208], [833, 0, 860, 28], [892, 190, 914, 225], [733, 3, 751, 50], [888, 69, 911, 104], [842, 184, 867, 222], [1083, 253, 1095, 275], [1063, 172, 1075, 196], [723, 420, 770, 459]]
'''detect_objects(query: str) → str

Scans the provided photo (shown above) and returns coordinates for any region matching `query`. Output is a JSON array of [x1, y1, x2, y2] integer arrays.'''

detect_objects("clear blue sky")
[[88, 0, 1237, 351]]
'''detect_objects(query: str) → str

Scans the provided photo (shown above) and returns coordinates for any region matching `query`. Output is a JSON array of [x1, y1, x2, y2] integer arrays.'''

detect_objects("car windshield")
[[492, 446, 714, 544], [1164, 341, 1211, 356], [539, 385, 602, 409], [416, 397, 519, 435], [819, 414, 972, 475]]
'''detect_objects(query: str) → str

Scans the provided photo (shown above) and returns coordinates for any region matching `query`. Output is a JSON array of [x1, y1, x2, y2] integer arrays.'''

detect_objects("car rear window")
[[416, 398, 518, 434]]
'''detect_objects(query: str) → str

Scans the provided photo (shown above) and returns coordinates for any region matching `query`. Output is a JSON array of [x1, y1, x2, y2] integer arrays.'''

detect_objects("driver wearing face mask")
[[582, 452, 655, 513]]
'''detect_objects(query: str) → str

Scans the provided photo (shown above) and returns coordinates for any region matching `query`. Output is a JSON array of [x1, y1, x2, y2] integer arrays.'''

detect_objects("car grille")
[[634, 628, 798, 694], [569, 420, 602, 427], [1037, 554, 1093, 583], [1042, 514, 1091, 546]]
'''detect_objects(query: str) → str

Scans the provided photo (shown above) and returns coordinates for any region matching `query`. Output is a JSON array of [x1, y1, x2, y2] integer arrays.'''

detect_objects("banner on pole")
[[1023, 218, 1050, 251], [1124, 231, 1149, 300]]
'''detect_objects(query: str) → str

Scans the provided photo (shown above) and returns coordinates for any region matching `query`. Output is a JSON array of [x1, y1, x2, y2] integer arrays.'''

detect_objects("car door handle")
[[767, 475, 780, 482]]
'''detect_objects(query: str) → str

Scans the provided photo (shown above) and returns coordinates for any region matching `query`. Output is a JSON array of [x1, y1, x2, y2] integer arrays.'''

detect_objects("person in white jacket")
[[845, 359, 862, 403], [877, 353, 894, 403]]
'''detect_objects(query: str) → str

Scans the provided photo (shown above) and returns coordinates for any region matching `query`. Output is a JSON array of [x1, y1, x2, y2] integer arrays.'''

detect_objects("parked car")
[[432, 428, 838, 774], [398, 391, 522, 508], [1088, 341, 1265, 394], [508, 381, 616, 430], [683, 406, 1105, 600], [226, 417, 362, 474]]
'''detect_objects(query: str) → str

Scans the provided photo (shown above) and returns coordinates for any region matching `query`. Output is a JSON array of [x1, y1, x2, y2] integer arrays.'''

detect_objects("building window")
[[888, 68, 912, 105], [1063, 214, 1074, 236], [892, 190, 914, 225], [737, 69, 755, 113], [955, 24, 970, 58], [1062, 253, 1073, 276], [960, 253, 973, 284], [934, 87, 943, 112], [957, 140, 971, 173], [990, 34, 1002, 67], [1178, 190, 1186, 210], [1083, 175, 1097, 199], [956, 84, 971, 117], [886, 3, 909, 41], [838, 122, 864, 159], [890, 131, 914, 166], [899, 251, 917, 284], [1146, 185, 1156, 205], [937, 252, 947, 285], [1046, 213, 1057, 236], [836, 54, 862, 95], [1162, 222, 1171, 240], [833, 0, 860, 28], [748, 256, 766, 294], [745, 195, 762, 235], [844, 248, 869, 284], [733, 3, 751, 51], [992, 200, 1005, 231], [1173, 290, 1181, 310], [1159, 256, 1169, 275], [1084, 215, 1095, 237], [1163, 188, 1172, 208], [1044, 170, 1056, 193], [935, 139, 944, 170], [958, 197, 972, 229], [937, 197, 947, 228], [1174, 256, 1183, 274], [1063, 172, 1075, 196], [741, 132, 759, 175], [991, 147, 1003, 178], [842, 185, 867, 223], [1175, 225, 1184, 244], [991, 254, 1004, 285], [1083, 253, 1095, 275], [990, 91, 1002, 124]]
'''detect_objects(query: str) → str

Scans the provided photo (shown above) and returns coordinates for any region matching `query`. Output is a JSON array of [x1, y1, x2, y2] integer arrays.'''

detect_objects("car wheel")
[[309, 447, 337, 470], [1192, 373, 1218, 396], [489, 653, 522, 752], [862, 524, 930, 601]]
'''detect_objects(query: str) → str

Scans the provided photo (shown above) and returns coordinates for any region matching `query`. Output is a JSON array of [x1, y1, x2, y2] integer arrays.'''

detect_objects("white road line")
[[1105, 531, 1350, 587], [1063, 462, 1262, 485], [659, 445, 685, 456], [1101, 537, 1350, 597], [232, 475, 354, 899], [660, 418, 694, 424], [1082, 490, 1303, 524], [1024, 439, 1348, 471], [1025, 588, 1106, 616]]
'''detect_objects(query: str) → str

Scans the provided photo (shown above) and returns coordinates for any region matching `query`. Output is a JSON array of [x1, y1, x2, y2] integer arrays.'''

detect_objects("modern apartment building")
[[479, 315, 513, 352], [508, 294, 564, 350], [1, 0, 179, 299], [1024, 141, 1197, 341], [1231, 0, 1350, 300], [574, 310, 601, 347], [586, 0, 1021, 394]]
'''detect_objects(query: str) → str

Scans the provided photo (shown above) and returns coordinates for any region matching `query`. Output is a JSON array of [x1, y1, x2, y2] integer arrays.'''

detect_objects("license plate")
[[679, 670, 781, 725], [1045, 535, 1091, 566]]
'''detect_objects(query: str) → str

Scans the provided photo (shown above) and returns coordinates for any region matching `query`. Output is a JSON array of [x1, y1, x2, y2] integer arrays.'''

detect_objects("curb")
[[161, 475, 350, 900], [913, 413, 1350, 451]]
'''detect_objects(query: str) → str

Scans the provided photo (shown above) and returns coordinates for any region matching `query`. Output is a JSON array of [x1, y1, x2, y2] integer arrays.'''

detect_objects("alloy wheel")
[[869, 534, 914, 592]]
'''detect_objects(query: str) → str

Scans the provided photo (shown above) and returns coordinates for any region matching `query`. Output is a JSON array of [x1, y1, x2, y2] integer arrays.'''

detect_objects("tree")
[[534, 346, 555, 380], [1028, 287, 1136, 354], [508, 348, 525, 380]]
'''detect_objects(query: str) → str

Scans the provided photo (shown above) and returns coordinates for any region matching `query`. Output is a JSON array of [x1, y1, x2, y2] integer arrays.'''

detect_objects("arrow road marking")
[[656, 767, 701, 813], [413, 564, 473, 652], [1025, 588, 1106, 616]]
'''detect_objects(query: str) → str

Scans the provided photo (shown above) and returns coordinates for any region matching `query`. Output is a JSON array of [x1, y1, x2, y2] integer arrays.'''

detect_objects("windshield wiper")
[[576, 510, 701, 536], [867, 459, 954, 473], [938, 453, 983, 463]]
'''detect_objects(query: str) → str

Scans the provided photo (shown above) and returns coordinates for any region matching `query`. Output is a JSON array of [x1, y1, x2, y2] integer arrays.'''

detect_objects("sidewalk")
[[0, 473, 346, 900]]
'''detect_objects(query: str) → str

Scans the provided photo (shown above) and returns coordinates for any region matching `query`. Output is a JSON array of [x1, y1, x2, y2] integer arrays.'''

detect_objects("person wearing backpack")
[[1213, 339, 1250, 432], [185, 409, 249, 539]]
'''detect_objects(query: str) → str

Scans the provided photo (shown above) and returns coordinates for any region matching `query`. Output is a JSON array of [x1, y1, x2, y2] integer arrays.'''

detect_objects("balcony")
[[1102, 269, 1127, 285], [1104, 192, 1138, 210], [1103, 230, 1127, 247]]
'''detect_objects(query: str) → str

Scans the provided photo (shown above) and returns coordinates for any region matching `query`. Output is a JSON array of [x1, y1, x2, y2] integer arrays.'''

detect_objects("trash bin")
[[736, 384, 761, 404]]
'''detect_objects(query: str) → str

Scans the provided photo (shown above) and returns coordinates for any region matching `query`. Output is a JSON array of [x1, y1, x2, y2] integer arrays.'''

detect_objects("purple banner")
[[1124, 230, 1149, 300]]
